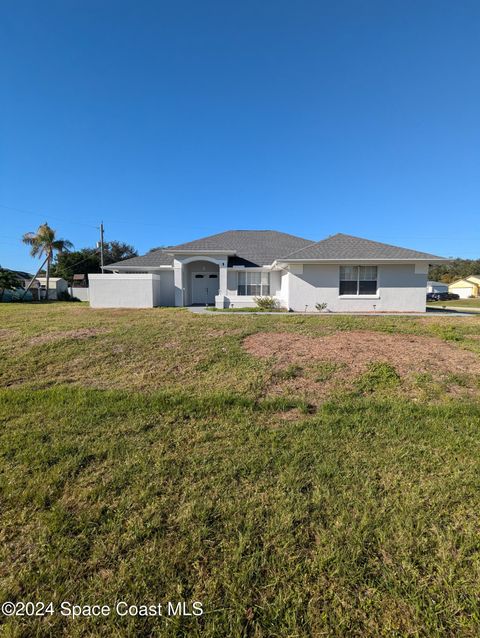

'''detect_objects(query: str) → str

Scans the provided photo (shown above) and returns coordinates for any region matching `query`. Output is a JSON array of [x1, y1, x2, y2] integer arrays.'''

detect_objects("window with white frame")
[[339, 266, 378, 295], [237, 271, 270, 296]]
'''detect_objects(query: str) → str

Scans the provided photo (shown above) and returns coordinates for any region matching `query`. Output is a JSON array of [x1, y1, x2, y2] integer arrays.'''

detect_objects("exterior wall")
[[159, 270, 175, 306], [98, 262, 429, 312], [286, 263, 427, 312], [278, 270, 289, 307], [222, 269, 284, 308], [71, 287, 89, 301], [89, 274, 161, 308], [152, 277, 162, 306]]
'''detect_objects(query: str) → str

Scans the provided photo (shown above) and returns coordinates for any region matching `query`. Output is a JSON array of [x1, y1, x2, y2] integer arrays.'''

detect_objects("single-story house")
[[0, 269, 40, 301], [448, 276, 480, 299], [88, 231, 447, 312], [36, 277, 69, 300], [427, 280, 449, 294]]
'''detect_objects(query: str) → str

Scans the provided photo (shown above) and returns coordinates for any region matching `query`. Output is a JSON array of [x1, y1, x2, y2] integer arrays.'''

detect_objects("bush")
[[254, 296, 279, 311], [57, 290, 81, 302], [315, 302, 328, 312]]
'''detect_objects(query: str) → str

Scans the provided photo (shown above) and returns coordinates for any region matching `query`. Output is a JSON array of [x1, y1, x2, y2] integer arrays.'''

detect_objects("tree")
[[148, 245, 171, 253], [429, 258, 480, 283], [51, 241, 138, 282], [0, 268, 21, 301], [104, 241, 137, 264], [22, 223, 73, 300], [52, 249, 101, 282]]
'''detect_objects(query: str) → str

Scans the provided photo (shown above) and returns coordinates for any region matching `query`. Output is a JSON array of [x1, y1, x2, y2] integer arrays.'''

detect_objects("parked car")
[[427, 292, 460, 302], [438, 292, 459, 301]]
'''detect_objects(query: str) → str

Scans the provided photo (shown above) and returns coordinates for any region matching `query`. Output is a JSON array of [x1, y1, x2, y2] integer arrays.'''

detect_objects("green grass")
[[1, 303, 480, 636], [428, 298, 480, 309], [355, 362, 401, 394], [207, 306, 287, 312]]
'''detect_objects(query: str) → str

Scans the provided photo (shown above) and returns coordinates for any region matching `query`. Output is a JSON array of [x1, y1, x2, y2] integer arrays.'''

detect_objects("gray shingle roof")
[[171, 230, 313, 266], [105, 249, 174, 269], [106, 230, 314, 269], [281, 233, 446, 261], [105, 230, 446, 270]]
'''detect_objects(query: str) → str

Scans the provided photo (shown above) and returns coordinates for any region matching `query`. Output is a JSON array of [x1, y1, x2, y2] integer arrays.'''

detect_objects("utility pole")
[[99, 222, 105, 273]]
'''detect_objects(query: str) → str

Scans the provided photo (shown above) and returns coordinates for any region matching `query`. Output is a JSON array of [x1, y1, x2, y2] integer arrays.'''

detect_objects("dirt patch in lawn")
[[243, 330, 480, 377], [30, 328, 109, 345], [0, 328, 17, 340]]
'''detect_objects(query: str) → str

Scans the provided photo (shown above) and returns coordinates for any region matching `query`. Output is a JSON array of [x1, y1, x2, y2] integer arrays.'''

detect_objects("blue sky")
[[1, 0, 479, 272]]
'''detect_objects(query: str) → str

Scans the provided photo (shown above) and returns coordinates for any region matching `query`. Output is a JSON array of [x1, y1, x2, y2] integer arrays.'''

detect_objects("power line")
[[0, 202, 170, 232], [57, 250, 101, 271], [0, 202, 166, 230], [0, 201, 176, 230], [0, 203, 99, 229], [1, 202, 479, 245]]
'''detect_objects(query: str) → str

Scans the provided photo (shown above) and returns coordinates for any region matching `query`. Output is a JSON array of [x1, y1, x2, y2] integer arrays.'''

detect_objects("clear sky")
[[1, 0, 479, 272]]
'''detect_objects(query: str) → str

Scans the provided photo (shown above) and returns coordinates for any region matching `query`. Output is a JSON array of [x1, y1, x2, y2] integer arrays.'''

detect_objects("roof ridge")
[[281, 233, 344, 258], [281, 239, 323, 258], [279, 232, 446, 261], [169, 228, 314, 250]]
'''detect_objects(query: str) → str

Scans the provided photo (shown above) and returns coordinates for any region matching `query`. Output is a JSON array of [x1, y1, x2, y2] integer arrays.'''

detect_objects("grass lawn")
[[207, 306, 287, 312], [428, 298, 480, 309], [1, 303, 480, 636]]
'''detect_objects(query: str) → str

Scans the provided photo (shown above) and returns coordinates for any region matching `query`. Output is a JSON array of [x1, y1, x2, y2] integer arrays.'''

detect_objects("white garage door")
[[455, 288, 472, 299]]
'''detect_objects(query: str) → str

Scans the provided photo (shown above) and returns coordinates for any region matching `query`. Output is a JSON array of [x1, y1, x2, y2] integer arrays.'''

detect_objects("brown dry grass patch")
[[243, 330, 480, 377], [29, 328, 109, 345], [0, 328, 17, 340]]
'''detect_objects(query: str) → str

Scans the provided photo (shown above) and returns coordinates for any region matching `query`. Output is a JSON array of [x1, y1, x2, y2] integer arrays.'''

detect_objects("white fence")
[[71, 287, 90, 301]]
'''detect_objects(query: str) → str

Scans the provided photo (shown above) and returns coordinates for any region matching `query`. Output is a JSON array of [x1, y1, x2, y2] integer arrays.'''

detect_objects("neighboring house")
[[448, 276, 480, 299], [3, 269, 38, 289], [88, 231, 447, 312], [36, 277, 68, 300], [0, 269, 40, 301], [427, 280, 449, 294]]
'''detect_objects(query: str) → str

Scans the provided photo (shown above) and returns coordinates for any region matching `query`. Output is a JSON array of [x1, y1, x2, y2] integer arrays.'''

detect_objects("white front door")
[[192, 272, 219, 305]]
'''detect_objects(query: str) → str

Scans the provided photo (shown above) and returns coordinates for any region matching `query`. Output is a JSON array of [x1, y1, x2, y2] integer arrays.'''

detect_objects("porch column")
[[215, 259, 228, 308], [173, 259, 184, 306]]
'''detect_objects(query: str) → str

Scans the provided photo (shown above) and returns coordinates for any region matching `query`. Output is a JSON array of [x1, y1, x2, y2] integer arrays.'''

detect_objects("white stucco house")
[[88, 231, 448, 312]]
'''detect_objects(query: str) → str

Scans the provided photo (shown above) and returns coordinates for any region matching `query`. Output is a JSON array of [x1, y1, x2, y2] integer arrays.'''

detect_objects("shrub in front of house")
[[254, 296, 279, 311]]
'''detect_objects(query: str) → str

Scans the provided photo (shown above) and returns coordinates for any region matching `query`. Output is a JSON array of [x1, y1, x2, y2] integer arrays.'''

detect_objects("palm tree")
[[22, 223, 73, 300]]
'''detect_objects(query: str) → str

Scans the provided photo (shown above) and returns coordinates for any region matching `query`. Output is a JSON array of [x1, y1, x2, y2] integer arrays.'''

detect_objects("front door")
[[192, 272, 219, 305]]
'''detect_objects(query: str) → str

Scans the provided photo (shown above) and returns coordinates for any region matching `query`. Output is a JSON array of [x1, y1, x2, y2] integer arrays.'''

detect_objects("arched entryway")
[[184, 260, 220, 305]]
